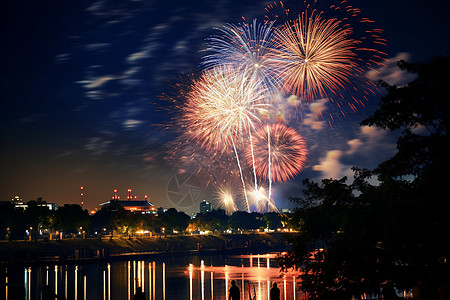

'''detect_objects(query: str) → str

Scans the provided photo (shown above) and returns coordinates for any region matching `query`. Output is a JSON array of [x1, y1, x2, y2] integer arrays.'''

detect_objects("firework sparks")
[[182, 66, 269, 151], [217, 187, 238, 215], [160, 0, 387, 214], [202, 19, 281, 93], [269, 10, 358, 100], [182, 66, 269, 212], [248, 123, 307, 183], [248, 186, 279, 213], [264, 0, 387, 119]]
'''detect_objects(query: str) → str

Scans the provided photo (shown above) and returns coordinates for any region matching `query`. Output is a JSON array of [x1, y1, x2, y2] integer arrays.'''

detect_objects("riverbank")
[[0, 232, 295, 264]]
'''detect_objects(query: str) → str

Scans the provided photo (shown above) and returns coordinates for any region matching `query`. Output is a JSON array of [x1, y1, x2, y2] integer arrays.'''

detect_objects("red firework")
[[247, 123, 307, 182]]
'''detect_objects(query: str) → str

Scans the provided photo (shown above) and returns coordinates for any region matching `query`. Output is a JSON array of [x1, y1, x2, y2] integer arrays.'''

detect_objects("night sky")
[[1, 0, 449, 215]]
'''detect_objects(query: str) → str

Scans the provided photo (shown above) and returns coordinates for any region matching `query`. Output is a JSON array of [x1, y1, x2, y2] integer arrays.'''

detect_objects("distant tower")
[[113, 189, 118, 200], [80, 186, 84, 207], [127, 189, 132, 200]]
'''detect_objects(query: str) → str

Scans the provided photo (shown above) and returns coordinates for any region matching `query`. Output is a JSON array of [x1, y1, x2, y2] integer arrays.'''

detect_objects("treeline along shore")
[[0, 232, 294, 264]]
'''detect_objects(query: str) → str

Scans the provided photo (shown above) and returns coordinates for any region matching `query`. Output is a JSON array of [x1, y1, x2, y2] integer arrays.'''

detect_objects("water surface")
[[3, 253, 304, 299]]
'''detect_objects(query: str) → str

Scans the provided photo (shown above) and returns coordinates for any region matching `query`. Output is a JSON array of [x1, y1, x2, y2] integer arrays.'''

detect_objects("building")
[[199, 200, 212, 214], [10, 196, 58, 210], [100, 200, 157, 214], [100, 189, 157, 214]]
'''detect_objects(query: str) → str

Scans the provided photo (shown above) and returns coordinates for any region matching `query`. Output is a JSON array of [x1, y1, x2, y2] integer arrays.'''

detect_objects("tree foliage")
[[158, 208, 190, 233], [54, 204, 90, 233], [282, 57, 450, 299]]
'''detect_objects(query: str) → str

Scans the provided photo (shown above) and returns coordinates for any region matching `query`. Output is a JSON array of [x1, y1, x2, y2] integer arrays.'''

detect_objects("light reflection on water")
[[3, 253, 303, 299]]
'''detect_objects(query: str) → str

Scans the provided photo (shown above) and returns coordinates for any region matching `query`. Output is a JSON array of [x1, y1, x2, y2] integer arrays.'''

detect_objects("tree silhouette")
[[54, 204, 90, 234], [282, 56, 450, 299], [159, 208, 190, 233], [362, 56, 450, 300], [229, 211, 263, 231]]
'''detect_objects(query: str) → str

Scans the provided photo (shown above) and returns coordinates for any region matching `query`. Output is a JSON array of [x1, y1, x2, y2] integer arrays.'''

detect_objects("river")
[[3, 252, 304, 300]]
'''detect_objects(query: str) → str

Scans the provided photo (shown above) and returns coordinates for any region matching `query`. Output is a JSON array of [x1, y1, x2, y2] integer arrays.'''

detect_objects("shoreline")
[[0, 232, 294, 265]]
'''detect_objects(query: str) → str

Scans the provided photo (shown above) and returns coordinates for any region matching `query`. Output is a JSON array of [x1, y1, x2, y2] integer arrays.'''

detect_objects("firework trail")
[[182, 66, 269, 212], [248, 186, 267, 213], [267, 125, 272, 202], [231, 137, 250, 212], [248, 129, 260, 206]]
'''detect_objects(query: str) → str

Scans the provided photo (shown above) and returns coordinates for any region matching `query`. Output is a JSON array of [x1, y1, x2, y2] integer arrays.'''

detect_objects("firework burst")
[[216, 186, 238, 215], [202, 19, 281, 93], [264, 0, 387, 118], [159, 0, 388, 214], [182, 66, 269, 151], [269, 10, 358, 100], [248, 123, 307, 183], [182, 66, 270, 212]]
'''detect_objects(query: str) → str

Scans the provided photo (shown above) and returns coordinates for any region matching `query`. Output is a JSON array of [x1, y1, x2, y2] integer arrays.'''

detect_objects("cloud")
[[313, 150, 352, 179], [77, 66, 143, 99], [86, 0, 105, 12], [303, 99, 328, 130], [77, 74, 117, 90], [126, 23, 169, 64], [126, 48, 153, 63], [57, 151, 74, 158], [54, 53, 70, 64], [172, 40, 189, 53], [123, 119, 143, 129], [85, 43, 111, 51], [346, 138, 363, 155], [361, 125, 379, 136], [312, 125, 397, 180], [120, 67, 142, 86], [84, 137, 112, 156], [366, 52, 416, 86], [345, 126, 387, 155], [360, 125, 388, 144]]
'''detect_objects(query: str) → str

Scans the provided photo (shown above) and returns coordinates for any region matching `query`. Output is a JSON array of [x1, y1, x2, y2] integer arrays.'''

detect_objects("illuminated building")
[[100, 188, 157, 214], [200, 200, 212, 214], [99, 200, 157, 214], [10, 196, 58, 210]]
